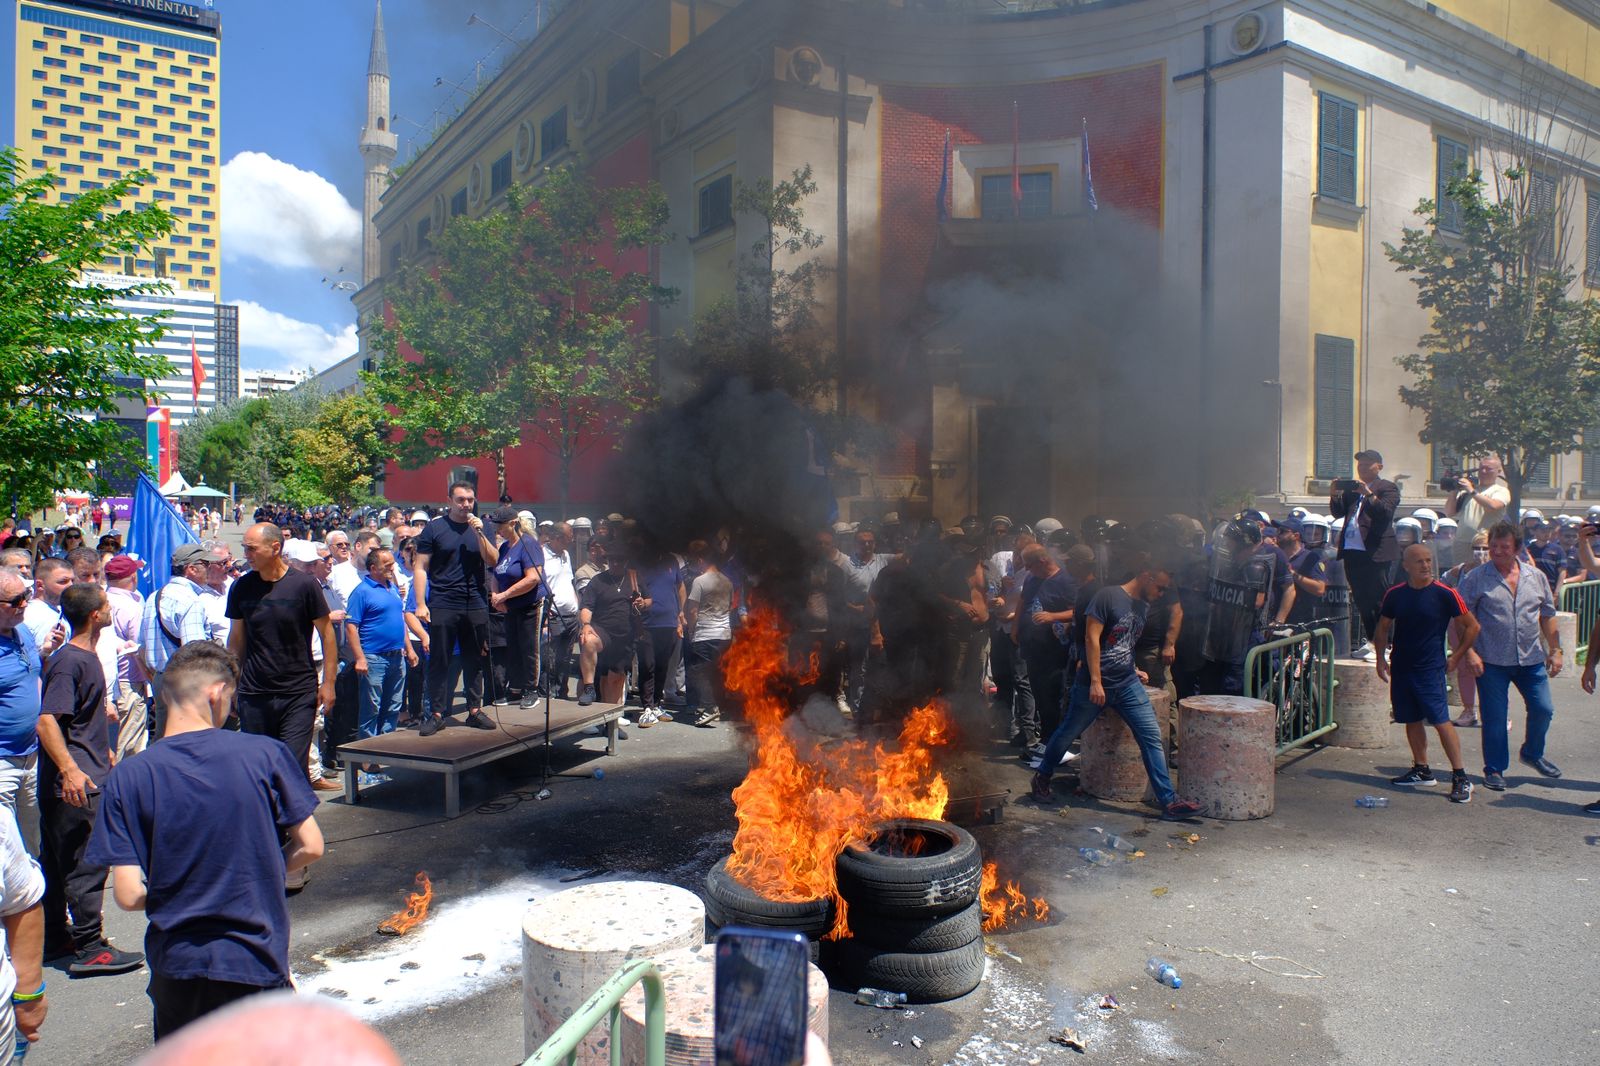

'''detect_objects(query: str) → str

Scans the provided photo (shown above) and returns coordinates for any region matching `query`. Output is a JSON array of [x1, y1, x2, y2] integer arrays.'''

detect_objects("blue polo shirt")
[[345, 575, 406, 656], [0, 625, 41, 757]]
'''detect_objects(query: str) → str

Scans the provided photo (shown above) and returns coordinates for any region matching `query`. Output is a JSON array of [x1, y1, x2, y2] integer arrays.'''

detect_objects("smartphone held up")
[[714, 927, 809, 1066]]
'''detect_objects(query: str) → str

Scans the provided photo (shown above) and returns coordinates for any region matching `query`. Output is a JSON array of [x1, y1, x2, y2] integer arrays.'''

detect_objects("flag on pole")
[[1011, 102, 1021, 218], [126, 470, 199, 598], [190, 330, 206, 403], [1081, 117, 1099, 213], [936, 128, 951, 222]]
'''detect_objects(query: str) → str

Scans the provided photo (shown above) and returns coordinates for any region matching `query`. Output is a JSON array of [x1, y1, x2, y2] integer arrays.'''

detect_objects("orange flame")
[[378, 871, 434, 935], [979, 862, 1050, 932], [724, 609, 952, 940]]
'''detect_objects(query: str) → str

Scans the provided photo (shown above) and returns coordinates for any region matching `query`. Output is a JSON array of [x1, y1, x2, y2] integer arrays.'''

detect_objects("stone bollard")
[[1176, 695, 1275, 820], [1557, 612, 1578, 658], [1331, 658, 1391, 749], [523, 881, 706, 1063], [1079, 686, 1172, 802], [617, 944, 830, 1066]]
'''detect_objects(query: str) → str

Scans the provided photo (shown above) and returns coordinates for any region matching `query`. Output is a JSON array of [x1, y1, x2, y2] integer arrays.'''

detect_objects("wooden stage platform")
[[338, 698, 625, 816]]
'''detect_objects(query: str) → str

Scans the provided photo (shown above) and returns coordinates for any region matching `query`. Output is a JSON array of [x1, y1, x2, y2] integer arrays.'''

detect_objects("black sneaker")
[[418, 717, 441, 737], [491, 694, 511, 707], [1482, 769, 1506, 791], [1019, 743, 1046, 763], [1448, 772, 1473, 804], [1518, 750, 1562, 778], [465, 709, 496, 730], [577, 685, 597, 707], [68, 941, 144, 977], [691, 707, 720, 728], [1391, 765, 1437, 786], [1030, 773, 1055, 803], [1584, 798, 1600, 814], [519, 692, 535, 709]]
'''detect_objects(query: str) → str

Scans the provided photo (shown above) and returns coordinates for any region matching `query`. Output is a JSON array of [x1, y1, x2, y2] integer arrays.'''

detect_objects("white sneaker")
[[638, 708, 660, 728], [835, 695, 854, 718], [1356, 643, 1378, 662]]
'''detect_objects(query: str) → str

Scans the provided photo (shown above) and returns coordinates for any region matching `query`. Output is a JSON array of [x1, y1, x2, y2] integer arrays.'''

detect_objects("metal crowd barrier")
[[525, 959, 667, 1066], [1558, 579, 1600, 664], [1244, 628, 1339, 756]]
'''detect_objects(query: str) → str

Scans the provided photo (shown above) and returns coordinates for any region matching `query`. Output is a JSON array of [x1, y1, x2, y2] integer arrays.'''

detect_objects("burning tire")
[[835, 818, 983, 917], [703, 856, 834, 937], [827, 937, 985, 1003], [851, 900, 982, 955]]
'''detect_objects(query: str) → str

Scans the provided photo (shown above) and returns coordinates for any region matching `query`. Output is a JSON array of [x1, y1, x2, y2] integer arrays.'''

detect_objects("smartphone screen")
[[714, 927, 808, 1066]]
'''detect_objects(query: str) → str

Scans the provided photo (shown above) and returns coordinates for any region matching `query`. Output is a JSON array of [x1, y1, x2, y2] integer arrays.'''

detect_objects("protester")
[[540, 524, 581, 700], [139, 544, 216, 740], [330, 530, 378, 603], [0, 567, 44, 857], [0, 799, 46, 1059], [1011, 544, 1078, 755], [345, 548, 415, 741], [411, 482, 499, 736], [1330, 450, 1401, 659], [22, 559, 71, 658], [683, 541, 736, 727], [487, 507, 545, 710], [86, 641, 323, 1040], [102, 555, 149, 763], [0, 552, 31, 585], [632, 544, 685, 727], [577, 543, 634, 708], [839, 527, 892, 715]]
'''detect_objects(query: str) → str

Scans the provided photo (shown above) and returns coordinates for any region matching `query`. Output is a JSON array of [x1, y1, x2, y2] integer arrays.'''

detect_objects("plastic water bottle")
[[1093, 828, 1136, 851], [1146, 957, 1182, 989], [855, 987, 907, 1008], [1078, 847, 1114, 866], [1354, 795, 1390, 809]]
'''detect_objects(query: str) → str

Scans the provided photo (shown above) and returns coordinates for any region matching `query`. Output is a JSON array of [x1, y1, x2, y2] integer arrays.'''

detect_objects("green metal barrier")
[[524, 959, 667, 1066], [1559, 579, 1600, 664], [1244, 628, 1338, 756]]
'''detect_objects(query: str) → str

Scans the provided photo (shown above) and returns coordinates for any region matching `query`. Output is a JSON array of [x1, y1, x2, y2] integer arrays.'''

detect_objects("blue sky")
[[8, 0, 542, 372]]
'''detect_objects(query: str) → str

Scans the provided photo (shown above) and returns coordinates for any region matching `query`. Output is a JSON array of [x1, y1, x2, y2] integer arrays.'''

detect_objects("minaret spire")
[[368, 0, 389, 78], [359, 0, 397, 288]]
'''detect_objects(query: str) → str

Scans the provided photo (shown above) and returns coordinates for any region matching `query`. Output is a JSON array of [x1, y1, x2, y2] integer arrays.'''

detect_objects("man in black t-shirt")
[[228, 524, 336, 783], [1012, 544, 1079, 753], [38, 583, 144, 975], [577, 545, 635, 707], [411, 481, 500, 735]]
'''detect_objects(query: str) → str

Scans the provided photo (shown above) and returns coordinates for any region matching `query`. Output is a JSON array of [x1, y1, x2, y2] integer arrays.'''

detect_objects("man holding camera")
[[1330, 450, 1400, 660], [1442, 458, 1509, 567]]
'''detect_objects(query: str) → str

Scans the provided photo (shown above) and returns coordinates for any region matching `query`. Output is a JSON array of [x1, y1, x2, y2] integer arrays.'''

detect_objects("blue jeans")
[[359, 651, 407, 739], [1475, 661, 1554, 774], [1036, 677, 1177, 806]]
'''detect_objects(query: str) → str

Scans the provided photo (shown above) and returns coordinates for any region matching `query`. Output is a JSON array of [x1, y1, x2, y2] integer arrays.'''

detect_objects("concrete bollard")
[[1331, 658, 1391, 749], [1176, 695, 1275, 820], [522, 881, 706, 1063], [617, 944, 830, 1066], [1079, 686, 1172, 802], [1557, 612, 1578, 658]]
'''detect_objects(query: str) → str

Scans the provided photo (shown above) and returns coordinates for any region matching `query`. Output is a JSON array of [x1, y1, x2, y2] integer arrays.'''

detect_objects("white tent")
[[158, 472, 193, 497]]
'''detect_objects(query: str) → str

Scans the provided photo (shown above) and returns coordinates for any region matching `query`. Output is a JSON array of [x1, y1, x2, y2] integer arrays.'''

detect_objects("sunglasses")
[[1, 592, 30, 608]]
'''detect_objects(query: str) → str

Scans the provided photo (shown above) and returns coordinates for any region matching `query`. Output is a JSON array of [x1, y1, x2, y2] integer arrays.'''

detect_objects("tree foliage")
[[1385, 168, 1600, 518], [367, 164, 673, 513], [290, 394, 393, 508], [0, 149, 176, 511]]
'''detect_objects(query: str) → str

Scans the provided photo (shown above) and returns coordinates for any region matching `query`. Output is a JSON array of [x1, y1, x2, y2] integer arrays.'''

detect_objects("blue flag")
[[126, 471, 198, 597]]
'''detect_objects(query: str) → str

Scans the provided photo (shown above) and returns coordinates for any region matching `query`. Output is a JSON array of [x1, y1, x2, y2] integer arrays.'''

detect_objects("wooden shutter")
[[1531, 172, 1557, 263], [1318, 93, 1358, 204], [1586, 190, 1600, 282], [1436, 137, 1469, 233], [1314, 335, 1355, 479], [1584, 425, 1600, 491], [1527, 453, 1553, 489]]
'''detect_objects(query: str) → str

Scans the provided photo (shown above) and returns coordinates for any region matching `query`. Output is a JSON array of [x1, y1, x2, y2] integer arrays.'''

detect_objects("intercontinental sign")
[[76, 0, 220, 32]]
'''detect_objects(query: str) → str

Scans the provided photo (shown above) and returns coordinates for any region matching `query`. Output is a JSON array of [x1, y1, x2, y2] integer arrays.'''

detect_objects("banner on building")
[[146, 406, 172, 485]]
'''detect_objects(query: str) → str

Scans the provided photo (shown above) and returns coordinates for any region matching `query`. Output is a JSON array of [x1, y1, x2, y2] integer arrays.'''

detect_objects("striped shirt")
[[139, 576, 212, 673], [0, 806, 45, 1003], [1455, 560, 1555, 667]]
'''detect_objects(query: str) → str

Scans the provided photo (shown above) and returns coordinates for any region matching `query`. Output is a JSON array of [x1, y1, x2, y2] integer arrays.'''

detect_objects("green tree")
[[0, 149, 176, 511], [180, 397, 270, 493], [368, 164, 673, 514], [290, 393, 393, 507], [1386, 168, 1600, 519]]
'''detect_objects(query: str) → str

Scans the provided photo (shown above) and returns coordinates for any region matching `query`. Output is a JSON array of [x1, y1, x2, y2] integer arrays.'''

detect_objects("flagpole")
[[1011, 101, 1021, 219]]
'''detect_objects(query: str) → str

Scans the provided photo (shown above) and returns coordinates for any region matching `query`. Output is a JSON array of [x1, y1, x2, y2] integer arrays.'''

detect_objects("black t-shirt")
[[1380, 581, 1464, 675], [580, 565, 634, 640], [1085, 585, 1149, 686], [226, 568, 329, 696], [40, 643, 109, 798], [85, 728, 318, 985], [416, 516, 489, 610], [1286, 549, 1328, 625], [1018, 570, 1076, 660]]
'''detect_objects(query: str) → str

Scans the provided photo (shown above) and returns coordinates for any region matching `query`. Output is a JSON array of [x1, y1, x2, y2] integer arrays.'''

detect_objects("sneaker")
[[357, 771, 392, 788], [1519, 750, 1562, 778], [1161, 799, 1203, 820], [465, 709, 496, 731], [1019, 743, 1047, 763], [519, 692, 536, 709], [654, 705, 674, 723], [577, 685, 597, 707], [1448, 772, 1473, 804], [68, 941, 145, 977], [1391, 765, 1437, 786], [1584, 798, 1600, 815], [1030, 773, 1055, 803], [491, 694, 511, 707], [1451, 712, 1479, 727], [1482, 769, 1507, 792], [691, 707, 720, 728], [1028, 749, 1078, 771], [638, 708, 660, 728], [418, 717, 441, 737], [1354, 642, 1377, 662], [835, 695, 854, 718]]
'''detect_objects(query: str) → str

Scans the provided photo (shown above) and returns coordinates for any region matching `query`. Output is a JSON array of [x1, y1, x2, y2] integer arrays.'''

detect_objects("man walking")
[[139, 544, 215, 740], [411, 482, 499, 735], [1456, 521, 1564, 791], [1330, 450, 1401, 659], [1373, 544, 1479, 803], [86, 641, 323, 1039], [0, 567, 43, 856], [1011, 544, 1079, 755]]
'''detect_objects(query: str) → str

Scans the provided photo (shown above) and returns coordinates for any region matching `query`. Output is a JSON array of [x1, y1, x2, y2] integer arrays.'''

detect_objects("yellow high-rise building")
[[11, 0, 221, 295]]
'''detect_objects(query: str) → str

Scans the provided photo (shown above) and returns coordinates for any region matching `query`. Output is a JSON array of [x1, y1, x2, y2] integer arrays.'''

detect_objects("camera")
[[1331, 479, 1363, 493], [1438, 472, 1465, 492]]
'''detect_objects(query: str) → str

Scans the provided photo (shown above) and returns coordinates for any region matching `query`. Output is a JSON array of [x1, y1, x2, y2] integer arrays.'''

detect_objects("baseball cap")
[[1277, 516, 1305, 535], [104, 555, 143, 579], [517, 509, 536, 524], [171, 543, 211, 569], [1063, 544, 1096, 566], [283, 540, 322, 564], [486, 505, 519, 525], [1354, 449, 1383, 464], [571, 517, 592, 530]]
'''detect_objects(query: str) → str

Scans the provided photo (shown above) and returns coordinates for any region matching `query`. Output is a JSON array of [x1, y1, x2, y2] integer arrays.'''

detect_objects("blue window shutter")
[[1318, 93, 1358, 204], [1436, 137, 1469, 233]]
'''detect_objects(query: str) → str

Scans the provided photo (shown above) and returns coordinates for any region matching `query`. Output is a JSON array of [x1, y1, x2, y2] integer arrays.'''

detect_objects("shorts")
[[1390, 669, 1449, 726], [593, 626, 633, 677]]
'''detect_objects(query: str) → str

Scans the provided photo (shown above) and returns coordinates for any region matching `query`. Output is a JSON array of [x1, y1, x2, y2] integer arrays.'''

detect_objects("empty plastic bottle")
[[1078, 847, 1114, 866], [855, 987, 908, 1008], [1093, 827, 1136, 851], [1146, 957, 1182, 989], [1354, 795, 1390, 809]]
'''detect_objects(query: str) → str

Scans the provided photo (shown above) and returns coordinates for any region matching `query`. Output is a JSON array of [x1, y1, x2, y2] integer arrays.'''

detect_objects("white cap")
[[517, 509, 536, 524], [410, 510, 430, 522], [283, 539, 321, 564]]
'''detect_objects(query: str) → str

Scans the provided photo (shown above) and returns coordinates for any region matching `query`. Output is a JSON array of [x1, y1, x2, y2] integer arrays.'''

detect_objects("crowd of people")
[[2, 447, 1600, 1051]]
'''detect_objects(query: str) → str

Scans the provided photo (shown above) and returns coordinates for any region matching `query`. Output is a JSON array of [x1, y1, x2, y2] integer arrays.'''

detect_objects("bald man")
[[227, 525, 337, 783], [135, 993, 399, 1065]]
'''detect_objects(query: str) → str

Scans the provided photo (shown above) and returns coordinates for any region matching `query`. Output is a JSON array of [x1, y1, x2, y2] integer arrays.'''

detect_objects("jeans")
[[425, 606, 487, 719], [358, 651, 406, 738], [1020, 650, 1066, 742], [0, 754, 40, 857], [686, 638, 731, 711], [1475, 661, 1555, 774], [1036, 677, 1177, 807]]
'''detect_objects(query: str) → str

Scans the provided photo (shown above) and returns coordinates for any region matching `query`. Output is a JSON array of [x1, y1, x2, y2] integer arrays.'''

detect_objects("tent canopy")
[[158, 472, 192, 497], [179, 483, 229, 500]]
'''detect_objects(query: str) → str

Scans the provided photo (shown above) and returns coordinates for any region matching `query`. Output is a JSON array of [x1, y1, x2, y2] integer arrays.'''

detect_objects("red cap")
[[104, 555, 144, 579]]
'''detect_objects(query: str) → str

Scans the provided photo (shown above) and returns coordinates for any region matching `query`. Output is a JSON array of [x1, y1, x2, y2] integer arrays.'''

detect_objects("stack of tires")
[[826, 818, 986, 1003], [702, 856, 834, 952]]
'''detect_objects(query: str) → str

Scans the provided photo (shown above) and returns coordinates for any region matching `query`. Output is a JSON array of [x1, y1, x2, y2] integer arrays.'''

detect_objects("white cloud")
[[236, 300, 358, 373], [221, 151, 361, 272]]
